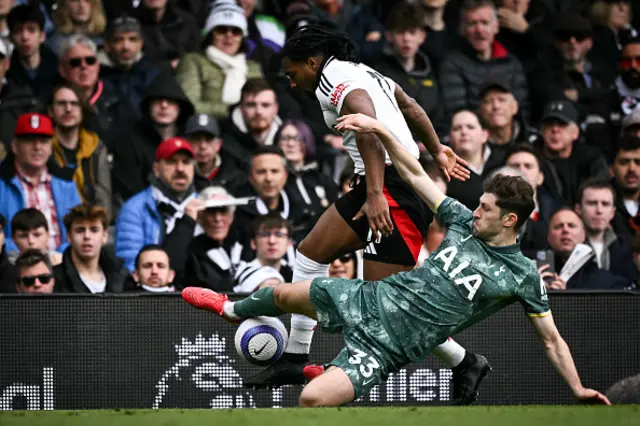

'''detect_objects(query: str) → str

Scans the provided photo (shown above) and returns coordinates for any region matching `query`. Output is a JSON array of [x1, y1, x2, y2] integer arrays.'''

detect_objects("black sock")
[[452, 352, 475, 372], [282, 352, 309, 364]]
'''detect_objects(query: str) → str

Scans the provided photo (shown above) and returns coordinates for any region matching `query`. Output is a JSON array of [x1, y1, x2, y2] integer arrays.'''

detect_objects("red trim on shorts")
[[383, 186, 422, 262]]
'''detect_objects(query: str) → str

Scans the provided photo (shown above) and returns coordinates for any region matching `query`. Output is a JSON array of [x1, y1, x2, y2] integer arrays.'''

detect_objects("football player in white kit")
[[243, 25, 489, 405]]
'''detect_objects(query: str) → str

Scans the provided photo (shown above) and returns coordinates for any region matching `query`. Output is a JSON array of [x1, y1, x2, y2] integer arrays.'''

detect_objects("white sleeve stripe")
[[235, 264, 260, 282]]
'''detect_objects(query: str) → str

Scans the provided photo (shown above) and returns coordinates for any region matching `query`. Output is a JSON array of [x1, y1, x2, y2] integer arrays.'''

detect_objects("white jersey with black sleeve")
[[315, 57, 420, 176]]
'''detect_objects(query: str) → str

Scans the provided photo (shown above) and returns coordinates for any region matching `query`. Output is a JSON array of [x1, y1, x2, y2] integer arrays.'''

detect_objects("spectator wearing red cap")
[[115, 137, 204, 274], [111, 71, 194, 203], [0, 112, 82, 254]]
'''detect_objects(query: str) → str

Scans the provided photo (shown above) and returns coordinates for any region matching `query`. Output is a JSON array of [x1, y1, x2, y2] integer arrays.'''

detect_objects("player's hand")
[[433, 146, 470, 182], [184, 198, 206, 220], [574, 387, 611, 405], [335, 114, 381, 134], [353, 192, 394, 238]]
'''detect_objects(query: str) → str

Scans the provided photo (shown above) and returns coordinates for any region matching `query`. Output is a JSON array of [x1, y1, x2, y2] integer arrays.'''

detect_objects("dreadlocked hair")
[[282, 24, 359, 63]]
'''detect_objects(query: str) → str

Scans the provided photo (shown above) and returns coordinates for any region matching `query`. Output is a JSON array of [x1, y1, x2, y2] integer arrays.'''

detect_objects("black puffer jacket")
[[439, 41, 530, 122], [112, 73, 194, 203]]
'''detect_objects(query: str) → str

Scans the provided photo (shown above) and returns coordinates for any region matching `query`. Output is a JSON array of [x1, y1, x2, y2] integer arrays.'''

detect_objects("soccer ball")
[[234, 317, 288, 366]]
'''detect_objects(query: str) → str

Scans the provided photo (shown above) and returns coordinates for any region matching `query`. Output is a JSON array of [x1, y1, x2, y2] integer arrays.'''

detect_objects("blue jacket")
[[0, 167, 82, 253], [115, 187, 162, 272]]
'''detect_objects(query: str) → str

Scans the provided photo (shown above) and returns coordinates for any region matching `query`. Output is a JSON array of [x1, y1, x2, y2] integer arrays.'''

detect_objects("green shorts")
[[309, 277, 410, 399]]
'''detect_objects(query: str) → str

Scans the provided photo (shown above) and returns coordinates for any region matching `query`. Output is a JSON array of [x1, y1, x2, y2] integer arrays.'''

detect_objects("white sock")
[[432, 337, 466, 367], [286, 251, 329, 355], [222, 301, 240, 320]]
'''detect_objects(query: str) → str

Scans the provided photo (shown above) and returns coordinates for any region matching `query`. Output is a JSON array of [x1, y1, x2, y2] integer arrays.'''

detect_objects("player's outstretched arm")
[[393, 84, 470, 182], [529, 314, 611, 405], [336, 113, 445, 212]]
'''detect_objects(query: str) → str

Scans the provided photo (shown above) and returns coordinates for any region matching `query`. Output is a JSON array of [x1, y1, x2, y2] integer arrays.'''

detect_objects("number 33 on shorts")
[[348, 348, 380, 381]]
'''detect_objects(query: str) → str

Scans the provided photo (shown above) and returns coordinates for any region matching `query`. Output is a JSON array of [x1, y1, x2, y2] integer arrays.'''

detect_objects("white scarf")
[[206, 45, 248, 106], [616, 76, 640, 115], [150, 186, 197, 235], [255, 190, 290, 219]]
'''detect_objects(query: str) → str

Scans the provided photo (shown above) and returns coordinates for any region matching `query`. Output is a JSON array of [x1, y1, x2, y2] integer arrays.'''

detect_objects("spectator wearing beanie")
[[133, 0, 201, 68], [176, 0, 263, 119]]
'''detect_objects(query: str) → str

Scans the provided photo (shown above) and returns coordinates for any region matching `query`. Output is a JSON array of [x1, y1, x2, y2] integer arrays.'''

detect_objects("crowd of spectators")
[[1, 0, 640, 295]]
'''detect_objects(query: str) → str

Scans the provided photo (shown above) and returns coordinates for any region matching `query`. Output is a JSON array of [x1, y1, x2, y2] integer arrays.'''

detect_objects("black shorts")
[[335, 166, 433, 266]]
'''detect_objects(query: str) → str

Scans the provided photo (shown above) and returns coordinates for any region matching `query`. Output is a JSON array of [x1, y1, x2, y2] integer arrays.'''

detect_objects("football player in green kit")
[[182, 113, 611, 408]]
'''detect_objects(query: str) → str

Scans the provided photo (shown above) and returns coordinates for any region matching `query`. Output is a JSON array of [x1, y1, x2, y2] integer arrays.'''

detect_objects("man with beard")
[[610, 135, 640, 238], [574, 179, 636, 285], [586, 37, 640, 161], [99, 15, 164, 118], [128, 244, 175, 292], [115, 137, 204, 281], [221, 78, 282, 169], [54, 204, 127, 293]]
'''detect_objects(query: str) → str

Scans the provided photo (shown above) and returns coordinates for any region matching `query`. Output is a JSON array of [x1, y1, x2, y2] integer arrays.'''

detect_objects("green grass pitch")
[[0, 406, 638, 426]]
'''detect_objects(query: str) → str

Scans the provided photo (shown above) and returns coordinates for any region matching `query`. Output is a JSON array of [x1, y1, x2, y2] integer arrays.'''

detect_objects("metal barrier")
[[0, 292, 638, 409]]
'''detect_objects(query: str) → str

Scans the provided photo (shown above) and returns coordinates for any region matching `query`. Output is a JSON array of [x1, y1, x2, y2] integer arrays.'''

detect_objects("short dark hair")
[[577, 179, 616, 205], [15, 249, 53, 277], [135, 244, 170, 270], [251, 214, 293, 239], [505, 143, 543, 169], [63, 204, 109, 232], [241, 79, 275, 101], [8, 5, 45, 33], [386, 2, 426, 32], [282, 24, 358, 63], [250, 145, 287, 169], [549, 206, 582, 226], [451, 108, 488, 129], [615, 135, 640, 159], [11, 208, 48, 235], [482, 173, 535, 230]]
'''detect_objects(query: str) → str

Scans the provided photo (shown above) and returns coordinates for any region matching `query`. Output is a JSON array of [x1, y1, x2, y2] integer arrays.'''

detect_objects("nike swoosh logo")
[[362, 377, 375, 388], [461, 235, 472, 242], [250, 295, 260, 301], [253, 342, 269, 356]]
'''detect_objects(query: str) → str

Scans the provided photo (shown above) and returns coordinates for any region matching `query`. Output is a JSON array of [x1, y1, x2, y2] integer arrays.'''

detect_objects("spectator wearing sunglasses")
[[6, 5, 59, 104], [176, 0, 263, 119], [99, 15, 164, 118], [328, 252, 358, 279], [15, 248, 56, 294], [58, 34, 136, 152], [46, 0, 107, 57], [54, 203, 126, 293], [531, 13, 612, 122]]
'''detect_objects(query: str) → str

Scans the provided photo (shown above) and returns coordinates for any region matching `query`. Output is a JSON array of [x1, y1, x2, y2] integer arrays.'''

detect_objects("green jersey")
[[377, 197, 550, 361]]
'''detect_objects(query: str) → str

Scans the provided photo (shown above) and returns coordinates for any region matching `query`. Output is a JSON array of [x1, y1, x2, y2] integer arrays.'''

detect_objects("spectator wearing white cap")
[[0, 37, 42, 161], [184, 113, 246, 194], [183, 185, 259, 291], [176, 0, 263, 119]]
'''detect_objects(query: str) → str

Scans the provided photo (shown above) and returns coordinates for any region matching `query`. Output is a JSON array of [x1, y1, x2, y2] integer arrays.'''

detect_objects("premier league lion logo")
[[153, 333, 256, 409]]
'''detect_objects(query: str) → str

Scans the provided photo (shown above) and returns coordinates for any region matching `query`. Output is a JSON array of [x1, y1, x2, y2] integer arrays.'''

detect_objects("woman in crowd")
[[276, 119, 339, 215], [176, 0, 263, 119], [328, 252, 358, 279], [47, 0, 106, 56], [591, 0, 638, 67]]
